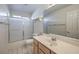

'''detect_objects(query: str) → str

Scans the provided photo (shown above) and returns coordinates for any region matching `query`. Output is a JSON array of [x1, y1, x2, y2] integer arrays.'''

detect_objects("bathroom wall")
[[31, 8, 46, 34], [44, 5, 79, 36], [31, 5, 48, 19], [0, 4, 9, 53], [11, 11, 31, 18], [0, 4, 9, 14], [33, 19, 43, 34], [31, 8, 43, 19]]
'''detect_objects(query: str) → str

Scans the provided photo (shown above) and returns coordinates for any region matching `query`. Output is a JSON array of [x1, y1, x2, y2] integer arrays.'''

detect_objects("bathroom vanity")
[[33, 34, 79, 54], [33, 39, 55, 54]]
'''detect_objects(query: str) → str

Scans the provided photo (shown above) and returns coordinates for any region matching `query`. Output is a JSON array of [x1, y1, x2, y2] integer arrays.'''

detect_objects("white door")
[[66, 11, 78, 38], [24, 20, 33, 39], [0, 24, 8, 53]]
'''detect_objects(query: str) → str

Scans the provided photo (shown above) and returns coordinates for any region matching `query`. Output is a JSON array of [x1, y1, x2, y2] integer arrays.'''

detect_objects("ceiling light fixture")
[[48, 4, 56, 8]]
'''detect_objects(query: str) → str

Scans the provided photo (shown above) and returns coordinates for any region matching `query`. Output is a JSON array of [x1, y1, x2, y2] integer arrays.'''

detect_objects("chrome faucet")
[[51, 37, 56, 41]]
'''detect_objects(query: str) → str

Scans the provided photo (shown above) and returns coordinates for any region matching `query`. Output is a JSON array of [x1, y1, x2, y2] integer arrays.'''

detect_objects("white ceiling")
[[44, 4, 71, 16], [7, 4, 71, 17], [8, 4, 48, 15]]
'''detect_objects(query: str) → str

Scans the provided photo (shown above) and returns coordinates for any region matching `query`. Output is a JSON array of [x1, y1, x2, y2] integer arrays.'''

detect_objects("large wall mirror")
[[43, 4, 79, 40]]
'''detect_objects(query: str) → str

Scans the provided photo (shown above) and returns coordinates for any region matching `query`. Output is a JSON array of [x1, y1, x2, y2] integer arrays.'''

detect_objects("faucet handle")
[[51, 37, 56, 41]]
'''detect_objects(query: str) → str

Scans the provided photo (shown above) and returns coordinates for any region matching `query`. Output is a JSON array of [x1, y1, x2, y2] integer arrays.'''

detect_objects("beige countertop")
[[33, 34, 79, 54]]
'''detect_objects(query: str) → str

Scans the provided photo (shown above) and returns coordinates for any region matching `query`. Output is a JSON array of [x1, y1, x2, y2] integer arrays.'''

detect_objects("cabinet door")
[[33, 44, 38, 54], [39, 43, 50, 54], [33, 39, 39, 54], [39, 49, 44, 54]]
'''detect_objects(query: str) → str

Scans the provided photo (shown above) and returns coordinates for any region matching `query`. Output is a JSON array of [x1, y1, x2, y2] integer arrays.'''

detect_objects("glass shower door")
[[9, 18, 23, 42]]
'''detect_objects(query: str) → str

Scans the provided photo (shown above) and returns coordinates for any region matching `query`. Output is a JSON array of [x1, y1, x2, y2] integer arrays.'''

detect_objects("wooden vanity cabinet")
[[33, 39, 39, 54], [33, 39, 56, 54], [39, 49, 45, 54], [39, 43, 51, 54]]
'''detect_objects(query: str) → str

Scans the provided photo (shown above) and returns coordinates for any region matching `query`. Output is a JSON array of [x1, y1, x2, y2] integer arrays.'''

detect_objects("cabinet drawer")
[[39, 43, 50, 54], [39, 49, 44, 54], [33, 39, 38, 45]]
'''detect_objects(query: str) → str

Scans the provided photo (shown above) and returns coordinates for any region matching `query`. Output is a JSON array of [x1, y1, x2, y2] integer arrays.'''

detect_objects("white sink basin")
[[43, 36, 57, 46]]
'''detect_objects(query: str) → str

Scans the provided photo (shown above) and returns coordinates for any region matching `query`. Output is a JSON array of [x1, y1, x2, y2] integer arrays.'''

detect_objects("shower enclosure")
[[9, 17, 33, 42]]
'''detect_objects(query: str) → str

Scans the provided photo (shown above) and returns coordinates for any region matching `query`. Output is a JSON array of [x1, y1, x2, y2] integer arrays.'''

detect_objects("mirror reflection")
[[43, 4, 79, 39]]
